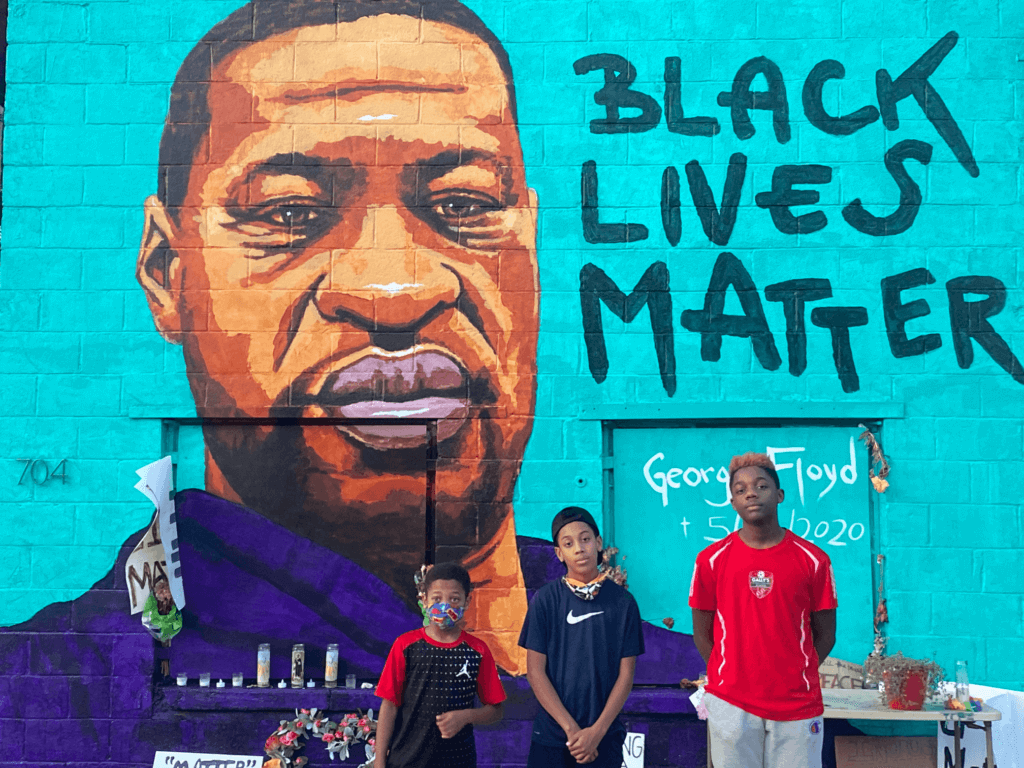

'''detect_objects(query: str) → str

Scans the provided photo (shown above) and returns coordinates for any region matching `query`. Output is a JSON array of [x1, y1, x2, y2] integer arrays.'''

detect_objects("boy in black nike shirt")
[[519, 507, 645, 767], [375, 563, 506, 768]]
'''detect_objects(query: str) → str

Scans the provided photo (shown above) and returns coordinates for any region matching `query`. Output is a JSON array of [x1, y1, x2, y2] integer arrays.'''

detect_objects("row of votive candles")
[[175, 672, 246, 687], [175, 643, 356, 689]]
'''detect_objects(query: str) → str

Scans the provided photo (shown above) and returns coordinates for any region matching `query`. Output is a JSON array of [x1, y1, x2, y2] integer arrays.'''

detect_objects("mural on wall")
[[0, 0, 696, 694], [578, 32, 1021, 395], [132, 0, 541, 676], [1, 0, 1022, 759]]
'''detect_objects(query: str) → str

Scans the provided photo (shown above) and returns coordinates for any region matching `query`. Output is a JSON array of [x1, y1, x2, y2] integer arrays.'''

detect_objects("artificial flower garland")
[[264, 708, 376, 767]]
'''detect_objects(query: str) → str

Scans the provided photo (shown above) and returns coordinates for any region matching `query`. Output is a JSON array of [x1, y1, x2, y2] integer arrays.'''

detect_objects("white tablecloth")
[[936, 684, 1024, 768]]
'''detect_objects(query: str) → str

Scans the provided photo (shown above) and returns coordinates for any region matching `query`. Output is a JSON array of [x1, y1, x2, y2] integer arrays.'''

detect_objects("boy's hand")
[[436, 709, 471, 739], [567, 725, 602, 763]]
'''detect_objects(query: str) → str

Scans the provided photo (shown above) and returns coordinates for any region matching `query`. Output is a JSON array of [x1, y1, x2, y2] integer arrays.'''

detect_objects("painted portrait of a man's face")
[[136, 0, 538, 671]]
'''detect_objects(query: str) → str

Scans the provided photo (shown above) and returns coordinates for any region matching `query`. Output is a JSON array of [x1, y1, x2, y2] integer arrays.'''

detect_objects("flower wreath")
[[264, 708, 376, 768]]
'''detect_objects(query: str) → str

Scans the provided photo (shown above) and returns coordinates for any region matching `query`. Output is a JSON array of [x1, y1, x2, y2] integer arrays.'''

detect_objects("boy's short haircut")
[[728, 452, 781, 489], [422, 562, 472, 597]]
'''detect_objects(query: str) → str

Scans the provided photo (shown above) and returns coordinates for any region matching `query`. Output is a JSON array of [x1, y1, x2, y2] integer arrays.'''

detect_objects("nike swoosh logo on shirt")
[[566, 610, 604, 625]]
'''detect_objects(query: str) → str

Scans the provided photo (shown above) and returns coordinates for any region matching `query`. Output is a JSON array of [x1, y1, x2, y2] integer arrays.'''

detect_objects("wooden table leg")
[[954, 720, 962, 768], [985, 721, 994, 768]]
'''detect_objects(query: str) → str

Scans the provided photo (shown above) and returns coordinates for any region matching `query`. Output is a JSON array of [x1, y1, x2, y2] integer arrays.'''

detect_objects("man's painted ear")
[[527, 187, 539, 254], [136, 195, 184, 343]]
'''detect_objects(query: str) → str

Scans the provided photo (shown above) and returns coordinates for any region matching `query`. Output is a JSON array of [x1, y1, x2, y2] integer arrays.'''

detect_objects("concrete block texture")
[[0, 0, 1021, 762]]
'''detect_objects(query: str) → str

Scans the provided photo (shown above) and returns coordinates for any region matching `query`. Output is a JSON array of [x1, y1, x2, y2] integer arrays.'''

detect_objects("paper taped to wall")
[[127, 457, 185, 613]]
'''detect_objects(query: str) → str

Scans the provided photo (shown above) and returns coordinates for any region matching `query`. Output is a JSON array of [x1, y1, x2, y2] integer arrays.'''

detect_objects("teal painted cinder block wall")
[[1, 0, 1022, 692]]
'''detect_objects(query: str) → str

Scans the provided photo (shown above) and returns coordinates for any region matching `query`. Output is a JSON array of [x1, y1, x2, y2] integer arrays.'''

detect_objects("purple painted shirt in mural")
[[0, 490, 702, 762]]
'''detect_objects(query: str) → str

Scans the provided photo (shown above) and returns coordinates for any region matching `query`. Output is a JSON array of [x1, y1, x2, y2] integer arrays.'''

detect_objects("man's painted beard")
[[198, 408, 524, 605]]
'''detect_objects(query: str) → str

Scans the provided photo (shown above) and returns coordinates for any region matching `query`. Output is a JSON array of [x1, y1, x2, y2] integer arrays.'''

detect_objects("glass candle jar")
[[291, 644, 305, 688], [257, 644, 271, 688], [325, 644, 339, 688], [232, 672, 244, 687]]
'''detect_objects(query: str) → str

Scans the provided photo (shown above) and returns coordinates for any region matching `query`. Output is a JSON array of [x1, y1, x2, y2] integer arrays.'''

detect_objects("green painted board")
[[611, 425, 873, 665]]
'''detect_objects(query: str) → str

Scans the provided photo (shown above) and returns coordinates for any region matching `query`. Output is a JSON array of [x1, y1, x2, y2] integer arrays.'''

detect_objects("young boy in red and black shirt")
[[375, 563, 506, 768], [689, 453, 838, 768]]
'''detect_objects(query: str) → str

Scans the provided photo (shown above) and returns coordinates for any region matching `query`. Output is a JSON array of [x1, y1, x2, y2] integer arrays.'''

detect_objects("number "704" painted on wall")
[[16, 459, 69, 485]]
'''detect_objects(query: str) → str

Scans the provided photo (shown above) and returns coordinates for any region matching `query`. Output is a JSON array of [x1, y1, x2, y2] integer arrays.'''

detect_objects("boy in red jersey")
[[689, 453, 837, 768], [375, 563, 506, 768]]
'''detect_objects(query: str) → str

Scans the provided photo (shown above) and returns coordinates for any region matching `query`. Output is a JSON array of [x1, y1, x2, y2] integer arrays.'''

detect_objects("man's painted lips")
[[315, 350, 472, 448]]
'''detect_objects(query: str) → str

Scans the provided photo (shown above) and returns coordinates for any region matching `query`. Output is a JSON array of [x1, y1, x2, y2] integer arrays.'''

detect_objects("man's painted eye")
[[269, 206, 319, 226], [434, 195, 499, 222]]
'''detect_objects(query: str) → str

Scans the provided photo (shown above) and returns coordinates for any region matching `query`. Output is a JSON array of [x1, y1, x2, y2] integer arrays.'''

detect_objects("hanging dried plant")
[[858, 425, 891, 492]]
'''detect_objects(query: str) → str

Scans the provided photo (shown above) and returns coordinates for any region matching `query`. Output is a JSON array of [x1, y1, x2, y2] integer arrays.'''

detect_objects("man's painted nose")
[[313, 206, 461, 330]]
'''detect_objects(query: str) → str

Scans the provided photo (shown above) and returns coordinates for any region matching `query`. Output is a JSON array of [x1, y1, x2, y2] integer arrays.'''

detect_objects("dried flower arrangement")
[[599, 547, 628, 588], [864, 652, 944, 710], [264, 708, 376, 767]]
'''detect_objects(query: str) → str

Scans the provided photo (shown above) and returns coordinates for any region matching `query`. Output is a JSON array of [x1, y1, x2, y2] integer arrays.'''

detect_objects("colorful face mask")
[[562, 574, 605, 601], [428, 602, 465, 629]]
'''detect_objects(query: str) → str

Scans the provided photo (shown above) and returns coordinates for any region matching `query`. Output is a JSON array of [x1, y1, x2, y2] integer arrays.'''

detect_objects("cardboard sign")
[[819, 656, 869, 689], [834, 736, 936, 768], [153, 752, 262, 768], [621, 732, 645, 768]]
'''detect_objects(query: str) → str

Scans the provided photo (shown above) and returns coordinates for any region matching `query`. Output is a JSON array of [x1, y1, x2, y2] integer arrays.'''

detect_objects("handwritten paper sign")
[[621, 732, 645, 768], [153, 752, 262, 768], [126, 456, 185, 613], [124, 513, 167, 614]]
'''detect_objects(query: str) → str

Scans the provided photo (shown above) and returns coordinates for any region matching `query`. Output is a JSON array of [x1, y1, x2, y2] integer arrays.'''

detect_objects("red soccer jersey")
[[688, 530, 838, 721]]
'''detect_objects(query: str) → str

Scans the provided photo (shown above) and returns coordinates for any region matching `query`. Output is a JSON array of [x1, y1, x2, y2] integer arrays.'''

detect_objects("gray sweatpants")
[[704, 692, 824, 768]]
